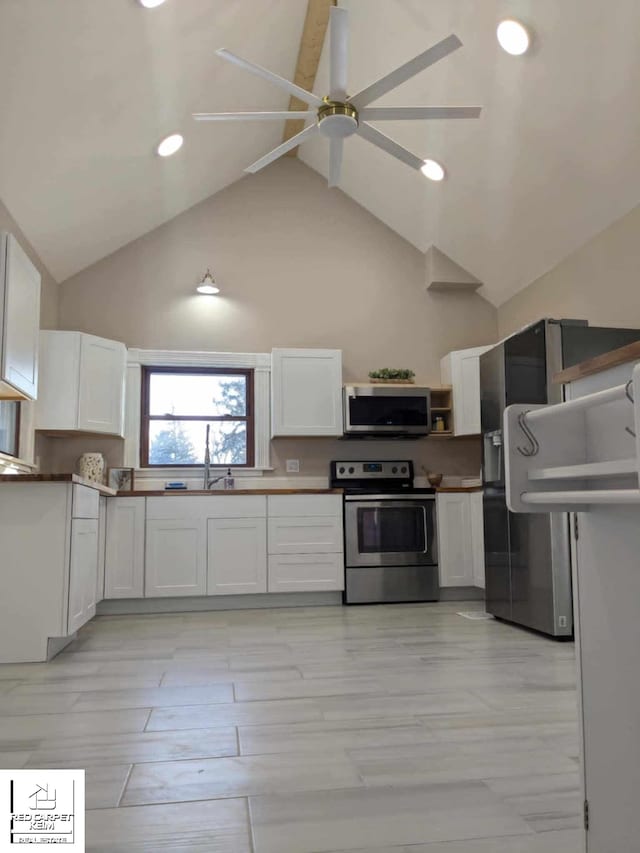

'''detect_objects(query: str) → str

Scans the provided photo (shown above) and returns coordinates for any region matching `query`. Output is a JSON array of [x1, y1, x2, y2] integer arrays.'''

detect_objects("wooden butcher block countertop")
[[117, 488, 344, 497], [554, 340, 640, 384], [0, 473, 117, 496]]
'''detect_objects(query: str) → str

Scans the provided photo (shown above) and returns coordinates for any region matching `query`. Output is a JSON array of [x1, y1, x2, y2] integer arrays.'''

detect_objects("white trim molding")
[[127, 349, 271, 369], [125, 349, 271, 472]]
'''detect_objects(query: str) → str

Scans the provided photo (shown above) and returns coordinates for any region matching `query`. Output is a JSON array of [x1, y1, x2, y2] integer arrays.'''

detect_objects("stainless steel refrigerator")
[[480, 318, 640, 637]]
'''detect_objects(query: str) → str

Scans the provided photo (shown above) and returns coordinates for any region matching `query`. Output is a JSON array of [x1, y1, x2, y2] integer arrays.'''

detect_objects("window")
[[140, 367, 254, 467], [0, 402, 19, 458]]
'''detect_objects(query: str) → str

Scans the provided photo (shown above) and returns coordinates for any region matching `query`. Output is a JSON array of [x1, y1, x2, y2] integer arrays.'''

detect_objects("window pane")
[[149, 373, 247, 417], [0, 402, 18, 457], [148, 420, 247, 466]]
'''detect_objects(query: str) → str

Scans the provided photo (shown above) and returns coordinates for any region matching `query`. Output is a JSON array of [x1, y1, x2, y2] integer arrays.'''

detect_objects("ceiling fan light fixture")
[[497, 19, 531, 55], [420, 159, 445, 181], [196, 270, 220, 295], [157, 133, 184, 157], [139, 0, 167, 8]]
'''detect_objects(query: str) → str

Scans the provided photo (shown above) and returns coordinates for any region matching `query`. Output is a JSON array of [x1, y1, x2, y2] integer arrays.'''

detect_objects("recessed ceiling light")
[[157, 134, 183, 157], [420, 159, 445, 182], [497, 19, 531, 55], [139, 0, 167, 8]]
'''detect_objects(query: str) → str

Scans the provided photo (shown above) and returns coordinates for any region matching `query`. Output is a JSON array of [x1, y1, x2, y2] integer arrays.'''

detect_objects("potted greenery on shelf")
[[368, 368, 416, 384]]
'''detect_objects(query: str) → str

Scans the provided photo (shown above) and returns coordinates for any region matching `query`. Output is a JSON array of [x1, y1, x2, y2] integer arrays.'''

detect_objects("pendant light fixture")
[[196, 269, 220, 295]]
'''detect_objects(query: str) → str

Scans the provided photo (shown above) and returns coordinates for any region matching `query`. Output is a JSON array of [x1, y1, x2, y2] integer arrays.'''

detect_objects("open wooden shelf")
[[430, 387, 453, 433]]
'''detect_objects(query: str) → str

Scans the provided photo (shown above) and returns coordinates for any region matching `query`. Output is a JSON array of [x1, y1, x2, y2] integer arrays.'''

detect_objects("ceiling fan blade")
[[329, 6, 349, 101], [328, 138, 344, 188], [244, 124, 318, 174], [357, 122, 424, 171], [360, 106, 482, 121], [349, 34, 462, 109], [216, 48, 323, 107], [193, 111, 317, 121]]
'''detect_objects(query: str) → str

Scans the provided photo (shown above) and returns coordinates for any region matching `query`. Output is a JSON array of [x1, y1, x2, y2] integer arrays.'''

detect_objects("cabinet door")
[[104, 498, 145, 598], [96, 496, 107, 603], [146, 519, 206, 597], [271, 348, 343, 437], [268, 553, 344, 592], [0, 233, 41, 400], [208, 517, 267, 595], [469, 492, 486, 589], [77, 334, 126, 435], [452, 348, 492, 436], [67, 518, 99, 634], [268, 516, 343, 555], [436, 493, 474, 587]]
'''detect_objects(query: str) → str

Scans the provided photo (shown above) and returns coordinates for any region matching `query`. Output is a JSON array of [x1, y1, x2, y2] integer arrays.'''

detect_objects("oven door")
[[345, 496, 437, 567]]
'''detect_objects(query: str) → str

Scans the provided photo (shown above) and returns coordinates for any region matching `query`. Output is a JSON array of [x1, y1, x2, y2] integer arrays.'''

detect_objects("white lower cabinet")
[[266, 494, 344, 592], [469, 492, 485, 588], [268, 516, 343, 554], [268, 553, 344, 593], [97, 495, 107, 602], [103, 493, 344, 601], [68, 518, 99, 634], [0, 481, 104, 663], [437, 491, 485, 588], [104, 497, 145, 598], [146, 519, 207, 596], [208, 517, 267, 595]]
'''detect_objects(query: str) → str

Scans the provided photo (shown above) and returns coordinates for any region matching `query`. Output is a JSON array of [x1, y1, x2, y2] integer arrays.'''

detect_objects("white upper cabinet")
[[36, 331, 126, 435], [271, 348, 343, 437], [440, 345, 492, 436], [0, 233, 41, 400]]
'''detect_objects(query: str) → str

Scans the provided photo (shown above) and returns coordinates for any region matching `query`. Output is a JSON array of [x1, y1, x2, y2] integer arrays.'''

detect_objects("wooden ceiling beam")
[[283, 0, 335, 154]]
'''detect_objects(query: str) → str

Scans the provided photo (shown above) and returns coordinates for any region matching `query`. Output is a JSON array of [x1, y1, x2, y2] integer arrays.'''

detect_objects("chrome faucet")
[[203, 424, 225, 489]]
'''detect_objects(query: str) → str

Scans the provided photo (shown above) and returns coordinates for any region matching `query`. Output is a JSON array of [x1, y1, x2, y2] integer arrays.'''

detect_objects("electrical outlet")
[[286, 459, 300, 473], [558, 616, 567, 628]]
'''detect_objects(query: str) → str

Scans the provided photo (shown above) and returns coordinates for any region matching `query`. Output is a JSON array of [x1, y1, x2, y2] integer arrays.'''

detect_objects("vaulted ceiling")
[[1, 0, 640, 306]]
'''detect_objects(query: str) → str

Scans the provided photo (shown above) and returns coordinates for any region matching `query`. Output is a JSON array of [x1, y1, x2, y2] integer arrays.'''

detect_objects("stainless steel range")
[[331, 460, 439, 604]]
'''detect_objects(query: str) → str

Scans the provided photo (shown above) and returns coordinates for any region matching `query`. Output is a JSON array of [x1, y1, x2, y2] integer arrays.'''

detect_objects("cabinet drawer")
[[268, 516, 343, 555], [72, 484, 100, 519], [268, 494, 341, 518], [268, 554, 344, 592], [146, 495, 266, 520]]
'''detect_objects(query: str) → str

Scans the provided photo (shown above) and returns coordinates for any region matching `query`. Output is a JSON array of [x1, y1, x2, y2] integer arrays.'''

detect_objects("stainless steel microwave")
[[343, 385, 432, 437]]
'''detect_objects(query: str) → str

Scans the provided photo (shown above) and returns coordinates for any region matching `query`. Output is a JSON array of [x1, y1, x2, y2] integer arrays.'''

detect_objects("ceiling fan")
[[193, 6, 482, 187]]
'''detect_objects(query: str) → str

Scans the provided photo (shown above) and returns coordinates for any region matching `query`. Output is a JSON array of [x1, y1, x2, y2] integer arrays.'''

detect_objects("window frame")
[[0, 401, 20, 459], [139, 365, 255, 468]]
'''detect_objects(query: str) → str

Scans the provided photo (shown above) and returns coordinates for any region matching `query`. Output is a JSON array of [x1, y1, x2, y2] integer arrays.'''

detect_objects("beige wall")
[[57, 158, 497, 479], [0, 196, 58, 329], [59, 159, 497, 383], [498, 202, 640, 337]]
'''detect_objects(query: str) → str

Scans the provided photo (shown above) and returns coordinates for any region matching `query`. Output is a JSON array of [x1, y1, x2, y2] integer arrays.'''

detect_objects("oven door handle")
[[420, 505, 429, 554], [344, 494, 435, 502]]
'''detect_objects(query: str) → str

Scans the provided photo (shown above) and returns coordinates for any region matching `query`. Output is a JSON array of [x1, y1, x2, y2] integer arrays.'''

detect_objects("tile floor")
[[0, 602, 583, 852]]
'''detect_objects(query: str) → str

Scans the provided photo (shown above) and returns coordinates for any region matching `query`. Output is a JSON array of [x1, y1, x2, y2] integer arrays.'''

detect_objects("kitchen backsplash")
[[35, 433, 481, 486]]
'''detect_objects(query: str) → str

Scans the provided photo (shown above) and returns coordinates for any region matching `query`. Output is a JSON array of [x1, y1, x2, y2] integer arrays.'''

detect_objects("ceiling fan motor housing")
[[317, 99, 359, 138]]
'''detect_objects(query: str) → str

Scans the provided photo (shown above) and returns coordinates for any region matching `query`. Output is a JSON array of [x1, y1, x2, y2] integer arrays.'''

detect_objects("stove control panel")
[[331, 460, 413, 481]]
